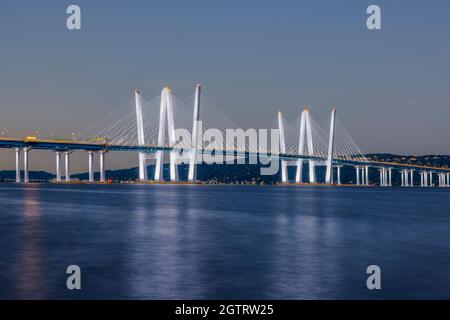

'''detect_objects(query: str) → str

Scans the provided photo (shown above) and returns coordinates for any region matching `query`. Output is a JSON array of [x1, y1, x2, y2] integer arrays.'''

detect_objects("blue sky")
[[0, 0, 449, 171]]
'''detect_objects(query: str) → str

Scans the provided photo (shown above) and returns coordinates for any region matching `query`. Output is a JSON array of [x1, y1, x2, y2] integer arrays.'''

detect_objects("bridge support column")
[[380, 168, 388, 186], [308, 162, 316, 183], [295, 160, 304, 183], [429, 171, 433, 187], [15, 147, 21, 183], [336, 165, 342, 185], [280, 160, 288, 183], [55, 151, 62, 182], [404, 170, 409, 186], [401, 170, 405, 187], [365, 166, 369, 185], [420, 172, 424, 187], [154, 149, 164, 182], [64, 151, 71, 182], [388, 168, 392, 186], [356, 166, 360, 185], [410, 170, 414, 187], [23, 147, 30, 183], [99, 151, 106, 183], [360, 166, 364, 185], [447, 173, 450, 187], [88, 151, 94, 182]]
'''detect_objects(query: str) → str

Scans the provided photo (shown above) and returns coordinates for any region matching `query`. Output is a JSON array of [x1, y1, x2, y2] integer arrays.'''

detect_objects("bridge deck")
[[0, 137, 448, 172]]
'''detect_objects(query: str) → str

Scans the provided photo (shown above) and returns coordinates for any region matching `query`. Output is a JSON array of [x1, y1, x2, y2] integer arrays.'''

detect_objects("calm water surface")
[[0, 184, 449, 299]]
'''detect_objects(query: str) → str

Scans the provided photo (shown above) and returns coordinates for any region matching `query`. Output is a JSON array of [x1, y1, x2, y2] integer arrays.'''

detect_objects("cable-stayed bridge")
[[1, 84, 449, 187]]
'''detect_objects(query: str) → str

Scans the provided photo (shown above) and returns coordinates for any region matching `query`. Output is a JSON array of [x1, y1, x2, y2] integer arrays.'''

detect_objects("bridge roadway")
[[1, 137, 449, 173]]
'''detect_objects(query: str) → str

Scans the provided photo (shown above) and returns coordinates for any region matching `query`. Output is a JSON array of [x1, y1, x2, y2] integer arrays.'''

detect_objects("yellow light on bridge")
[[25, 136, 37, 142]]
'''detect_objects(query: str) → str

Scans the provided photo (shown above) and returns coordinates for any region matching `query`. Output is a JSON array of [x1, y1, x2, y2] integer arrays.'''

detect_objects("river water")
[[0, 184, 449, 299]]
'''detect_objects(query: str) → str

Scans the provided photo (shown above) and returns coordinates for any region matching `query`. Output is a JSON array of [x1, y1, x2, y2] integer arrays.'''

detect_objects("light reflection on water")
[[0, 184, 450, 299], [17, 189, 44, 299]]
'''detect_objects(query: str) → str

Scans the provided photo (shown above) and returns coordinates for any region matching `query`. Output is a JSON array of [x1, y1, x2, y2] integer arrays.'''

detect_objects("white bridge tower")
[[278, 108, 337, 184], [325, 108, 336, 184], [296, 109, 316, 183], [135, 85, 202, 183]]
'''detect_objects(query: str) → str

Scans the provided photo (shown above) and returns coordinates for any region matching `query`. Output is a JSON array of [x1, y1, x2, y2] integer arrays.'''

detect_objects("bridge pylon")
[[188, 84, 202, 182], [277, 111, 288, 183], [135, 87, 180, 182], [135, 90, 148, 181], [154, 87, 178, 181], [135, 85, 203, 183], [325, 108, 336, 184], [295, 109, 316, 183]]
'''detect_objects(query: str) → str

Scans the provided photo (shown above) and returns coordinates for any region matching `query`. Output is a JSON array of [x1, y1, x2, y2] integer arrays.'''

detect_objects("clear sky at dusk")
[[0, 0, 449, 172]]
